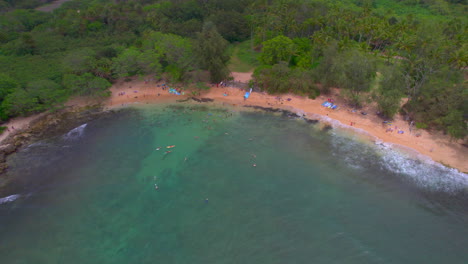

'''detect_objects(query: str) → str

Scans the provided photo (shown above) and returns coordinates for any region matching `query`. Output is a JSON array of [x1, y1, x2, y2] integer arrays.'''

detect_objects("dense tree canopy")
[[0, 0, 465, 138], [259, 35, 296, 65], [194, 22, 230, 83]]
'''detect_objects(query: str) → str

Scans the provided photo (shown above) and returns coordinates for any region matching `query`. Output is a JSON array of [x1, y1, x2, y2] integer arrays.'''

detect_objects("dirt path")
[[36, 0, 72, 12]]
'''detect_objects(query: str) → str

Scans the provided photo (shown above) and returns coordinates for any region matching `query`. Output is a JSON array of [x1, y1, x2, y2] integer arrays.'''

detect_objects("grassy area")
[[373, 0, 450, 21], [227, 40, 260, 73]]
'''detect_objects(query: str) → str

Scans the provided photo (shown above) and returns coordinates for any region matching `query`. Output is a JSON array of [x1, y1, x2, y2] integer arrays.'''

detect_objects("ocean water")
[[0, 103, 467, 264]]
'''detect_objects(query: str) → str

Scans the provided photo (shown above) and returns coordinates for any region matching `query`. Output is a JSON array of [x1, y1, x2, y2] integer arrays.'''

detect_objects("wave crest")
[[0, 194, 21, 204], [63, 123, 87, 140], [328, 130, 468, 194]]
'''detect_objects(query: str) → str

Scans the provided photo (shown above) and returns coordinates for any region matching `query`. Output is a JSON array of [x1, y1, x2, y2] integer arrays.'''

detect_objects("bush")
[[415, 122, 428, 129], [195, 82, 210, 90]]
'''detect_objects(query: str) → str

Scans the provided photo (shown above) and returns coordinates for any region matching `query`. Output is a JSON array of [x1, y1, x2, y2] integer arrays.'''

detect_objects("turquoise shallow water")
[[1, 104, 467, 264]]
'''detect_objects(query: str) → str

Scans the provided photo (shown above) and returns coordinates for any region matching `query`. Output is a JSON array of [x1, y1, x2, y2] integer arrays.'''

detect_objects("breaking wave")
[[328, 128, 468, 194], [0, 194, 21, 205], [63, 123, 87, 141]]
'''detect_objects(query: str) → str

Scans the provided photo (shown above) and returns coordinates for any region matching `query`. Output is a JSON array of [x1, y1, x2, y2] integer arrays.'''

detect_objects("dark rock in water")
[[322, 124, 333, 131], [305, 118, 319, 124], [244, 105, 304, 119], [244, 105, 313, 120], [243, 105, 282, 113], [176, 98, 191, 103], [191, 97, 214, 103], [282, 111, 300, 118]]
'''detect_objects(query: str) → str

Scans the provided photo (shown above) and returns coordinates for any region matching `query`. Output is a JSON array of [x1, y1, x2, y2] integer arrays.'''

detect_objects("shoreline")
[[0, 74, 465, 174], [105, 75, 468, 173]]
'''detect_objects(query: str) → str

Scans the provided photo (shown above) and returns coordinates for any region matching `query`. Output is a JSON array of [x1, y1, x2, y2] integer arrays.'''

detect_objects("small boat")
[[166, 145, 176, 149]]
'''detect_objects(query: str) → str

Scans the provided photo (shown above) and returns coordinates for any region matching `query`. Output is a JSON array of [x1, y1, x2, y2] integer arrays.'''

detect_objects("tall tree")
[[259, 35, 296, 65], [339, 48, 377, 107], [374, 65, 405, 118], [194, 22, 230, 83], [0, 73, 18, 102], [142, 31, 194, 81]]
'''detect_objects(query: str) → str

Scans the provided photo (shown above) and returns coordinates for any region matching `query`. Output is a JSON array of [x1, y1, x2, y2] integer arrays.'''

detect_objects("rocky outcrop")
[[0, 104, 105, 175], [243, 105, 318, 122], [191, 97, 214, 103], [0, 144, 16, 155]]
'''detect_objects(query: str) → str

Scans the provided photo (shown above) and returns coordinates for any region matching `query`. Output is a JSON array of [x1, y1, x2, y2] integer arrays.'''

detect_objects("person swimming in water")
[[154, 184, 159, 190]]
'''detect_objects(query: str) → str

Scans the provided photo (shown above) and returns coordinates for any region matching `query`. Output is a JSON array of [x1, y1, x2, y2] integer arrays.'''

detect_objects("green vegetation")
[[249, 0, 467, 138], [194, 22, 230, 83], [0, 0, 466, 139], [227, 41, 259, 72], [0, 0, 55, 10]]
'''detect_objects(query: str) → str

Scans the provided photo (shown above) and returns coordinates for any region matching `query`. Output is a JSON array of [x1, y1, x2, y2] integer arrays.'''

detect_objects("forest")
[[0, 0, 466, 138]]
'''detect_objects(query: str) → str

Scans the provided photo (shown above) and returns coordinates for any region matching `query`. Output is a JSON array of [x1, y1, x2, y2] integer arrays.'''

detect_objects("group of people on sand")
[[385, 126, 405, 134]]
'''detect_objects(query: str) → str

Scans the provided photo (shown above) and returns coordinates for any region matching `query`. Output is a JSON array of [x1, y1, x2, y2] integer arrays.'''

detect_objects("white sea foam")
[[328, 127, 468, 194], [24, 141, 52, 151], [378, 146, 468, 193], [295, 110, 468, 193], [63, 123, 87, 140], [0, 194, 21, 204]]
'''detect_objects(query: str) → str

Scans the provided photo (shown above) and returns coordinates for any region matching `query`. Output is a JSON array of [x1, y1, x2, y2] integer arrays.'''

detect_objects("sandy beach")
[[0, 72, 465, 173], [105, 73, 467, 173]]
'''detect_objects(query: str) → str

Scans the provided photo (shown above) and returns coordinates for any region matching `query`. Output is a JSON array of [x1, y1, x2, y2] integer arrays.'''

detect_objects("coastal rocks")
[[0, 145, 16, 174], [0, 104, 105, 176], [13, 133, 32, 146], [322, 124, 333, 132], [191, 97, 214, 103], [243, 105, 283, 113], [176, 98, 191, 103], [243, 105, 299, 117], [243, 105, 319, 123], [0, 144, 16, 155], [305, 119, 319, 124]]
